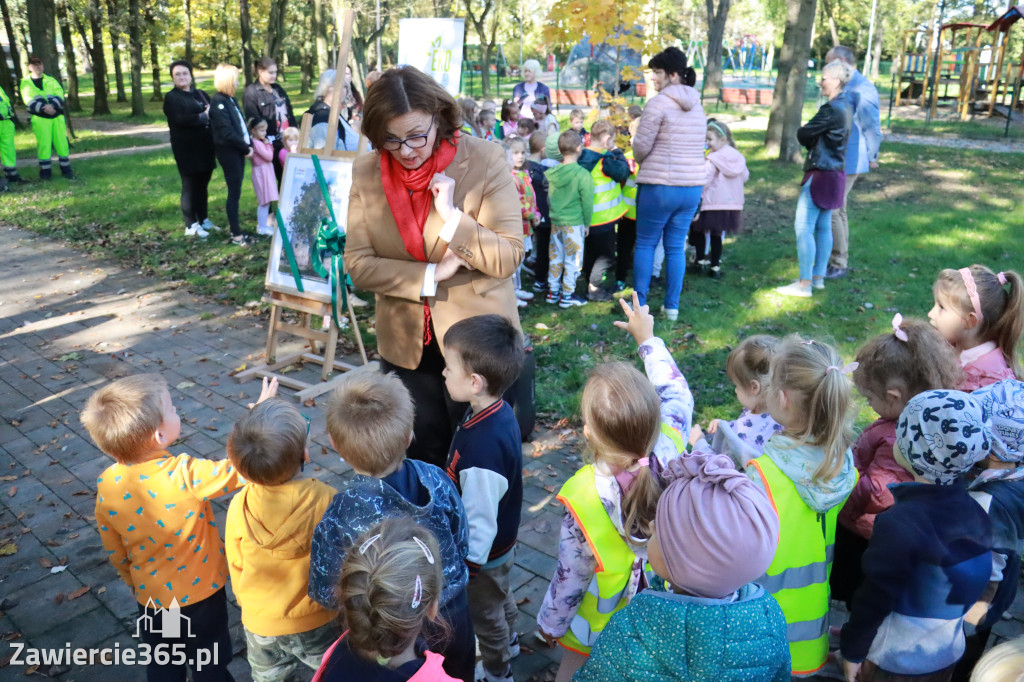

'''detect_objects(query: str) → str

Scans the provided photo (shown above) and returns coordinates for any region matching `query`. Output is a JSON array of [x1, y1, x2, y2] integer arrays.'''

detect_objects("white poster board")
[[397, 18, 465, 96], [265, 153, 354, 301]]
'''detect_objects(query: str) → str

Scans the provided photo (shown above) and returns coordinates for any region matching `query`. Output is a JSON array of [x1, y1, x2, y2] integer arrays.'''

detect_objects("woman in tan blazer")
[[345, 66, 524, 468]]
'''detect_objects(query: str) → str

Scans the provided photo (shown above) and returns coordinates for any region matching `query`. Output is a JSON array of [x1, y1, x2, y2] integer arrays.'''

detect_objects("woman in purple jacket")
[[631, 47, 706, 321]]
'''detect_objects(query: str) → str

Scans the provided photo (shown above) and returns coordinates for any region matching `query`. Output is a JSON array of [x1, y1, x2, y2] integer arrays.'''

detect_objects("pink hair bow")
[[998, 271, 1008, 286], [892, 313, 908, 342], [959, 267, 984, 321]]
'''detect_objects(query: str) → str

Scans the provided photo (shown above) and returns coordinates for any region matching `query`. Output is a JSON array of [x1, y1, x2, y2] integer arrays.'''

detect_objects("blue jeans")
[[794, 179, 833, 281], [633, 183, 703, 310]]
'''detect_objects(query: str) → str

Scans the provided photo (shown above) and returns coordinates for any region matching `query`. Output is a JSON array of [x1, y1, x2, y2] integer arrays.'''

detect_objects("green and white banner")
[[397, 18, 465, 96]]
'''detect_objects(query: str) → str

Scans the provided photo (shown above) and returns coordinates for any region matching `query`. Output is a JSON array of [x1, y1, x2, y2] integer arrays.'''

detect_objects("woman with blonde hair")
[[209, 63, 253, 246], [512, 59, 551, 120]]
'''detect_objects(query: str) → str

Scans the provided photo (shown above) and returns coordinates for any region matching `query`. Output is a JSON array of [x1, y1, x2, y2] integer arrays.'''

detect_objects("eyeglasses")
[[381, 118, 435, 151]]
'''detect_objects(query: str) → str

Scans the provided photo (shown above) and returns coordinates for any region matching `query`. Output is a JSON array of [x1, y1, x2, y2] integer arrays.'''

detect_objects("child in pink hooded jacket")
[[688, 119, 748, 279]]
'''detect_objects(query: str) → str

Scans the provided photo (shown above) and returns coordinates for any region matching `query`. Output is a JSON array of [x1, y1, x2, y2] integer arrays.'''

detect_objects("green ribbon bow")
[[310, 155, 348, 329]]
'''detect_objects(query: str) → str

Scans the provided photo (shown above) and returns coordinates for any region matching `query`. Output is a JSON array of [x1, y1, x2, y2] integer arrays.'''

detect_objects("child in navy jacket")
[[442, 315, 525, 682], [841, 390, 994, 681]]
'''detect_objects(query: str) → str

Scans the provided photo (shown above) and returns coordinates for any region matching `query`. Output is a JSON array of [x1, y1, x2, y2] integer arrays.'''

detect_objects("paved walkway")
[[0, 224, 573, 680], [2, 224, 1023, 680]]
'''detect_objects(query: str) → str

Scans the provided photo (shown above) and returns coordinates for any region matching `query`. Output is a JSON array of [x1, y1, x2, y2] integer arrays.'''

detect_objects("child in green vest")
[[20, 56, 74, 180], [745, 336, 858, 675], [578, 119, 630, 301], [0, 86, 22, 189], [536, 292, 694, 680]]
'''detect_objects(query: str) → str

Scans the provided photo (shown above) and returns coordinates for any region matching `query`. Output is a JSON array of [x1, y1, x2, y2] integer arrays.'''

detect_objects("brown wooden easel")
[[235, 8, 373, 402]]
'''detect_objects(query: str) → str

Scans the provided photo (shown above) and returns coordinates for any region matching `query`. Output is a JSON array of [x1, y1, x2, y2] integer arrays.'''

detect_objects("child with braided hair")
[[313, 518, 457, 682]]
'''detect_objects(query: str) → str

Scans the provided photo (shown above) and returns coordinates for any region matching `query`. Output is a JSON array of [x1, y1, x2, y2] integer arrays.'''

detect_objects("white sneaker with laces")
[[517, 298, 528, 308], [185, 223, 209, 238], [776, 281, 813, 298], [514, 289, 534, 300], [474, 661, 513, 682], [257, 224, 274, 236], [508, 632, 520, 659], [201, 219, 222, 232]]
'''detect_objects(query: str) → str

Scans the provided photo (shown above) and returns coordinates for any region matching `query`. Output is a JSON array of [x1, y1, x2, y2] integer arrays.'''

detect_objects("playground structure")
[[893, 6, 1024, 120], [685, 37, 777, 106]]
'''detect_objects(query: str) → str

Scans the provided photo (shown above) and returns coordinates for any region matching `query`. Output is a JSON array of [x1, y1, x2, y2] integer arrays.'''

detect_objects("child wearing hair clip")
[[248, 116, 279, 236], [313, 519, 458, 682], [831, 314, 961, 607], [929, 265, 1024, 391], [743, 336, 858, 675]]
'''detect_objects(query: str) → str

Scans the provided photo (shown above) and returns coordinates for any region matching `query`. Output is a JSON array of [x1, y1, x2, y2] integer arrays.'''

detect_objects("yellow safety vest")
[[623, 151, 638, 221], [555, 465, 640, 655], [0, 87, 13, 120], [659, 422, 685, 456], [747, 455, 851, 675], [588, 154, 627, 227]]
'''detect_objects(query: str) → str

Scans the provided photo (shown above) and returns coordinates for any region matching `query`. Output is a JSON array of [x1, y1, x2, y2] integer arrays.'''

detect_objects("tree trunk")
[[870, 18, 884, 79], [183, 0, 192, 63], [56, 0, 81, 111], [127, 0, 144, 115], [313, 0, 328, 72], [820, 0, 840, 48], [765, 0, 818, 161], [239, 0, 255, 86], [265, 0, 288, 64], [87, 0, 111, 114], [0, 38, 13, 98], [0, 0, 24, 102], [106, 0, 127, 102], [464, 0, 497, 96], [704, 0, 731, 99], [28, 0, 61, 78], [145, 4, 161, 100]]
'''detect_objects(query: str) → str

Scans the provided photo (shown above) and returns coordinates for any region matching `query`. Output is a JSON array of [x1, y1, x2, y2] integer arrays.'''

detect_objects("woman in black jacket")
[[209, 63, 252, 246], [242, 57, 295, 182], [163, 60, 218, 239], [776, 59, 853, 298]]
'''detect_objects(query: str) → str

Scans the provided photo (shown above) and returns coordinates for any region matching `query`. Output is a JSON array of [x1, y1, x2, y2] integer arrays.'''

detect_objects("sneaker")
[[474, 661, 513, 682], [775, 281, 812, 298], [545, 291, 560, 305], [812, 277, 825, 290], [708, 266, 722, 279], [559, 293, 588, 308], [532, 281, 549, 294], [660, 306, 678, 322], [694, 259, 710, 274], [517, 298, 528, 308], [825, 265, 848, 279], [185, 222, 210, 238], [587, 284, 612, 302], [257, 223, 274, 236], [515, 289, 535, 300], [347, 291, 369, 308], [202, 219, 222, 232], [508, 632, 521, 659], [230, 234, 252, 247]]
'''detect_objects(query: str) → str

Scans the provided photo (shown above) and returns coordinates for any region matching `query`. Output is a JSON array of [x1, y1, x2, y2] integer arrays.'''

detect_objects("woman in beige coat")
[[344, 66, 524, 467]]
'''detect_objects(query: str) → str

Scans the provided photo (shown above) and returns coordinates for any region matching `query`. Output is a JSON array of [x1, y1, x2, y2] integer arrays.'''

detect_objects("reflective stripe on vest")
[[659, 422, 685, 457], [623, 151, 638, 219], [589, 159, 627, 226], [555, 465, 638, 655], [748, 455, 851, 675]]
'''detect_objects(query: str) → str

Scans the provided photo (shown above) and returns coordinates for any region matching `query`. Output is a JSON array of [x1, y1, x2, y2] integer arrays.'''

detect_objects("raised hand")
[[613, 291, 655, 346]]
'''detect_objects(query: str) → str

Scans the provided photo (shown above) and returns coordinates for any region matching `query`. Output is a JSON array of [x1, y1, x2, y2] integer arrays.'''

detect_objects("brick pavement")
[[0, 225, 575, 681], [3, 223, 1024, 681]]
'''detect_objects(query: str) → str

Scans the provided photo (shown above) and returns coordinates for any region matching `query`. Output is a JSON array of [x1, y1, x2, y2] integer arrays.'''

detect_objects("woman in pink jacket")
[[688, 119, 748, 279], [631, 47, 707, 321]]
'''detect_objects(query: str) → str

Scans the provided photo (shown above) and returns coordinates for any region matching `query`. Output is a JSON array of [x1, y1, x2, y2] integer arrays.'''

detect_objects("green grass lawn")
[[14, 128, 163, 158], [1, 122, 1020, 428]]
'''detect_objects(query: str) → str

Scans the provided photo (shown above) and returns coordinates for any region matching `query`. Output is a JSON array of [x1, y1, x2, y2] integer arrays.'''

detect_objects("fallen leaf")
[[45, 539, 61, 547], [532, 519, 552, 534], [96, 586, 107, 595], [58, 352, 83, 362], [516, 597, 531, 606], [303, 398, 316, 407], [50, 565, 67, 574], [543, 485, 557, 493], [7, 486, 15, 498], [175, 381, 195, 390], [38, 558, 53, 569], [25, 664, 39, 675], [67, 586, 90, 600], [204, 425, 218, 432], [54, 593, 65, 605], [0, 542, 17, 556], [0, 475, 17, 482]]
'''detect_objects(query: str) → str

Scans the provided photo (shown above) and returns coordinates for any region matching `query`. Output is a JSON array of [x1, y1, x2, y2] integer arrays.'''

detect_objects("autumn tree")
[[239, 0, 255, 85], [703, 0, 731, 100], [545, 0, 646, 93], [764, 0, 817, 161], [464, 0, 504, 96], [82, 0, 111, 114], [56, 0, 81, 111], [107, 0, 128, 102], [1, 0, 24, 101], [28, 0, 60, 77], [127, 0, 145, 115]]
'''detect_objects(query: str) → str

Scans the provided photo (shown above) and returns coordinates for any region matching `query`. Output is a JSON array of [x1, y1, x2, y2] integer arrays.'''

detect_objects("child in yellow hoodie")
[[226, 398, 339, 681]]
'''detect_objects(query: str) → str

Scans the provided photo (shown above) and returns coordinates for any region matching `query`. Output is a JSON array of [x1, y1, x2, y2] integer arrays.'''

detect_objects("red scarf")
[[379, 132, 460, 262], [378, 132, 460, 347]]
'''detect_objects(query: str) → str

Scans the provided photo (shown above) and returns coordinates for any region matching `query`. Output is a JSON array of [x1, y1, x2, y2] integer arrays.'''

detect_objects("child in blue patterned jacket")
[[308, 371, 474, 682]]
